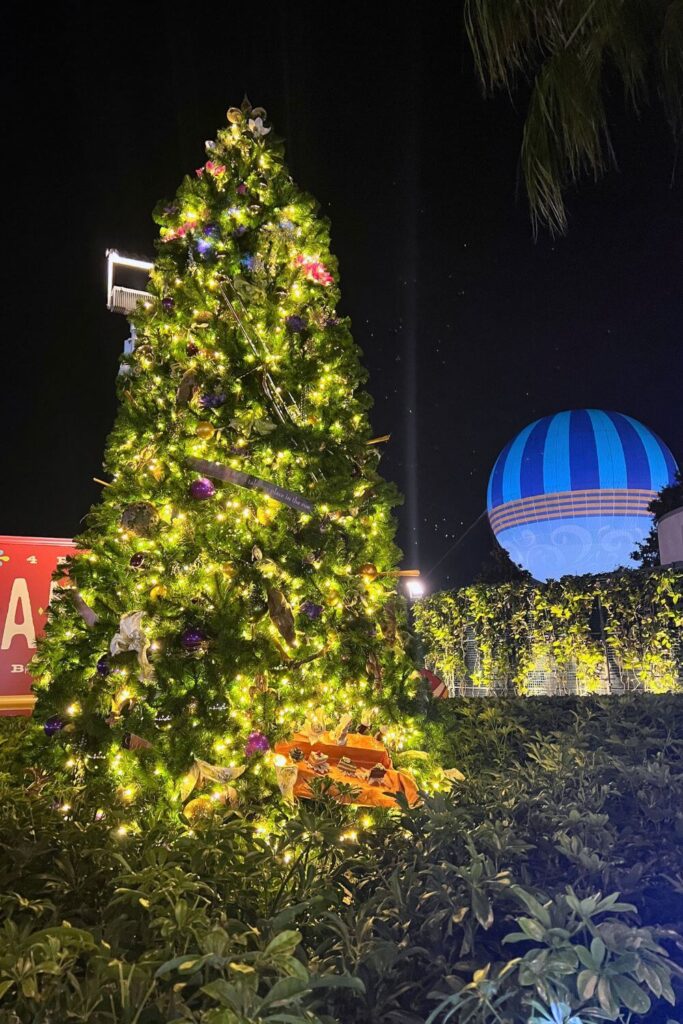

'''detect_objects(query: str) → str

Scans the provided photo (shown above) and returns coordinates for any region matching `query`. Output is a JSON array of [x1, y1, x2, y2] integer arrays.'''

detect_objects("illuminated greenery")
[[415, 568, 683, 694], [31, 99, 427, 816]]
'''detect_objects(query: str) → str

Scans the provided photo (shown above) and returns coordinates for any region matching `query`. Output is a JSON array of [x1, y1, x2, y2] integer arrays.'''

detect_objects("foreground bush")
[[1, 695, 682, 1023]]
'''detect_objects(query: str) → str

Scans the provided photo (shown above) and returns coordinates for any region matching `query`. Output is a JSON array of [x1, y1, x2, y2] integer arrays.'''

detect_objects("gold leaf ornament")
[[299, 706, 327, 742], [180, 759, 246, 803], [267, 587, 296, 644], [110, 611, 155, 682], [330, 713, 353, 745], [274, 763, 298, 802]]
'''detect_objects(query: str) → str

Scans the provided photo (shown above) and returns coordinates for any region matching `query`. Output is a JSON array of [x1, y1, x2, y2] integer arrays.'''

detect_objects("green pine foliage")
[[31, 99, 424, 813]]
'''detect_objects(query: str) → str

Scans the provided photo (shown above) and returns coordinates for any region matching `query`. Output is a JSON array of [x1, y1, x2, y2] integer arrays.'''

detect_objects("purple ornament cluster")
[[44, 715, 65, 737], [245, 730, 270, 756], [200, 392, 226, 409]]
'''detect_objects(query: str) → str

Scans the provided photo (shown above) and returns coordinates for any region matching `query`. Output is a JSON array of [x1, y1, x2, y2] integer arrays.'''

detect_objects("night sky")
[[4, 4, 682, 591]]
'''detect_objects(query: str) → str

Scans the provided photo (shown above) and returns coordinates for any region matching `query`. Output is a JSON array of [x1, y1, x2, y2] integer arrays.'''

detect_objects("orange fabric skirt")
[[274, 732, 419, 808]]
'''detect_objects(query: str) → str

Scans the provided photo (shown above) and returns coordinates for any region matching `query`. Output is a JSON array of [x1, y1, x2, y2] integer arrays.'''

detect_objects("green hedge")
[[414, 569, 683, 695], [1, 696, 683, 1022]]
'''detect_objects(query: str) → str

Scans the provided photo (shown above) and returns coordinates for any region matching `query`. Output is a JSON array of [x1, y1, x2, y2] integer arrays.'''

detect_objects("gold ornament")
[[360, 563, 379, 580], [120, 502, 159, 538], [227, 107, 243, 124], [196, 422, 215, 440], [150, 585, 168, 601], [184, 787, 238, 822], [183, 795, 214, 821]]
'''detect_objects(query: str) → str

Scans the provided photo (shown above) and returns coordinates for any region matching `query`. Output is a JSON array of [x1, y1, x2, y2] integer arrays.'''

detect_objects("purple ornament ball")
[[285, 315, 306, 333], [44, 715, 65, 737], [190, 477, 216, 500], [200, 392, 226, 409], [245, 730, 270, 757], [96, 656, 111, 677], [180, 626, 207, 652], [161, 297, 175, 311], [129, 552, 145, 568], [301, 600, 323, 621]]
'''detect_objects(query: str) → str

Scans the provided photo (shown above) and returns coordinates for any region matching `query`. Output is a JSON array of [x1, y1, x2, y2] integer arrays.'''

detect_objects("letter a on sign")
[[0, 535, 77, 715], [1, 578, 36, 650]]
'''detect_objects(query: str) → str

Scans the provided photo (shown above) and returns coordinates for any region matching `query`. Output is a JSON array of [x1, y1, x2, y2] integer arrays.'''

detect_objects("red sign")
[[0, 536, 77, 716]]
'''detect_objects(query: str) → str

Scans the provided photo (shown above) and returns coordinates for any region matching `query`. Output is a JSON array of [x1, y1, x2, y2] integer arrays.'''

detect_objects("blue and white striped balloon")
[[487, 410, 679, 581]]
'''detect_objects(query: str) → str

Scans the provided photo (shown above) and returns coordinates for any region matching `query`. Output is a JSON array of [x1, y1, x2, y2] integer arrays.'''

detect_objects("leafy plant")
[[1, 695, 683, 1022], [415, 569, 683, 696]]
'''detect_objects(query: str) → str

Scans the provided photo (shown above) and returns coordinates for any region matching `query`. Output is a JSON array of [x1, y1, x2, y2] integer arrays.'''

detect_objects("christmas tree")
[[33, 100, 427, 817]]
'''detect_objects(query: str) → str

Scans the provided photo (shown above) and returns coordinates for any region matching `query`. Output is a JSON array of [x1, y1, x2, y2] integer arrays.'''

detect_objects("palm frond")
[[464, 0, 681, 234], [659, 0, 683, 135]]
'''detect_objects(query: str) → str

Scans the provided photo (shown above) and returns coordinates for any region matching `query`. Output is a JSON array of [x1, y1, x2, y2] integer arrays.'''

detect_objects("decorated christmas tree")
[[33, 100, 428, 818]]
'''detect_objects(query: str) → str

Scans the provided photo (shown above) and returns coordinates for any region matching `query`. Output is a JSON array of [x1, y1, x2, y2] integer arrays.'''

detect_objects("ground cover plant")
[[1, 694, 682, 1023]]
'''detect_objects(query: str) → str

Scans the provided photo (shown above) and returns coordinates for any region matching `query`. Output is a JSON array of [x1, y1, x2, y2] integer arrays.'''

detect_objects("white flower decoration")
[[248, 116, 271, 137]]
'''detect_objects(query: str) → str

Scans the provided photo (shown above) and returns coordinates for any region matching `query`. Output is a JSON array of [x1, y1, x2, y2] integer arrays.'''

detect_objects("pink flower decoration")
[[161, 218, 199, 243], [294, 253, 333, 287], [205, 161, 226, 177]]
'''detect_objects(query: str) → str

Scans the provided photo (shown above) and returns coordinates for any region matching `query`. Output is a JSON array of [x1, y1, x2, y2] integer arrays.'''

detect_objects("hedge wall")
[[413, 568, 683, 696]]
